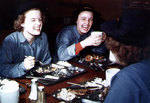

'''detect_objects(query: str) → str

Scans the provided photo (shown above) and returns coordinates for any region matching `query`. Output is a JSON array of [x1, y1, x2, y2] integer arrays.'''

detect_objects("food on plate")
[[85, 55, 93, 62], [85, 77, 108, 87], [57, 88, 76, 101], [51, 67, 58, 72], [85, 54, 105, 62], [35, 66, 51, 74], [68, 88, 88, 95], [35, 63, 66, 74], [53, 77, 109, 102], [57, 61, 72, 67], [93, 54, 104, 60]]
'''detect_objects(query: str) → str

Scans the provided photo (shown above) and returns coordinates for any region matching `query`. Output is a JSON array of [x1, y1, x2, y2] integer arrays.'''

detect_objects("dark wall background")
[[0, 0, 149, 59], [0, 0, 123, 31], [0, 0, 124, 54]]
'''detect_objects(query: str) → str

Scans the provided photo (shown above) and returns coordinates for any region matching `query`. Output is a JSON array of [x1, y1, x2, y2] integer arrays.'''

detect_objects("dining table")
[[14, 60, 120, 103]]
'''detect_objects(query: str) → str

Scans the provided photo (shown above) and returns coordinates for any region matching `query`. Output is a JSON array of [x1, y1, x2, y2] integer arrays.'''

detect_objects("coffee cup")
[[91, 31, 102, 37], [105, 68, 120, 86], [0, 81, 19, 103], [91, 31, 105, 42], [109, 51, 117, 63]]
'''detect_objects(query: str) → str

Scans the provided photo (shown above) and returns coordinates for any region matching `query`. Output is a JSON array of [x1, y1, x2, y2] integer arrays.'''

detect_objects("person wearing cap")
[[53, 4, 108, 62], [101, 8, 150, 102], [0, 2, 51, 78]]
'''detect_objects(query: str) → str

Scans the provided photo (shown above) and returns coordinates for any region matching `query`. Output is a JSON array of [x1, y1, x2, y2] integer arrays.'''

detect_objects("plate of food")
[[52, 77, 109, 103], [71, 53, 110, 71], [26, 61, 87, 86]]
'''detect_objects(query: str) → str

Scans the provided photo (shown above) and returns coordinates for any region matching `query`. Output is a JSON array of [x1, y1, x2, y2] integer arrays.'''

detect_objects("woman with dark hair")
[[0, 2, 51, 78], [53, 4, 108, 62], [101, 8, 150, 102]]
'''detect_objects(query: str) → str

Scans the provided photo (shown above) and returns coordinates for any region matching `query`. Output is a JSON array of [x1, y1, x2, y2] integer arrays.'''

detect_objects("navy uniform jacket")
[[54, 25, 108, 62], [0, 31, 51, 78], [104, 58, 150, 103]]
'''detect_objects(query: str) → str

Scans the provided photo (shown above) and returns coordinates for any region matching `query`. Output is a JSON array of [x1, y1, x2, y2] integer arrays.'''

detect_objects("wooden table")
[[16, 61, 107, 103]]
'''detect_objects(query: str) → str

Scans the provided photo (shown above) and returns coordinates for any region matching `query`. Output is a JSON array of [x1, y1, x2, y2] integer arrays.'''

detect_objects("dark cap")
[[15, 1, 47, 18], [74, 3, 95, 16], [101, 9, 150, 47]]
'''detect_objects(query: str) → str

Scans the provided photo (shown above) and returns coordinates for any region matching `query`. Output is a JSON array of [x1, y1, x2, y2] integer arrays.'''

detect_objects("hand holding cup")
[[91, 31, 106, 43], [80, 31, 106, 48]]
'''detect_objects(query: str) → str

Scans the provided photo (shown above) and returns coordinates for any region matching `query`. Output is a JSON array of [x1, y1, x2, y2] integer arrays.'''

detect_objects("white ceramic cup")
[[109, 51, 117, 63], [0, 81, 19, 103], [91, 31, 103, 37], [105, 68, 120, 86], [91, 31, 104, 42]]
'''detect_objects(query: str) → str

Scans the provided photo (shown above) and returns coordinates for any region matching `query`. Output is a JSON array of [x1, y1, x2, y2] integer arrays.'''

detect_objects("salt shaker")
[[36, 86, 46, 103], [29, 78, 38, 100]]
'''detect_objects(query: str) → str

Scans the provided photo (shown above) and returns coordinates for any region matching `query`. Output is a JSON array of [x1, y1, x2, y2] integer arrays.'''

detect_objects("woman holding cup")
[[53, 4, 108, 62]]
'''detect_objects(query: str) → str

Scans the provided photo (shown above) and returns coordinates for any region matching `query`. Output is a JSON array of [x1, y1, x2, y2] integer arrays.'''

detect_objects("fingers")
[[91, 32, 106, 45], [93, 40, 102, 46], [90, 35, 102, 46], [82, 33, 106, 47], [24, 56, 36, 70]]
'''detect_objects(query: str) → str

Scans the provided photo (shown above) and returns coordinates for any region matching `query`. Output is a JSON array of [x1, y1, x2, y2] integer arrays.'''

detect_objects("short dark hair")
[[72, 3, 95, 23]]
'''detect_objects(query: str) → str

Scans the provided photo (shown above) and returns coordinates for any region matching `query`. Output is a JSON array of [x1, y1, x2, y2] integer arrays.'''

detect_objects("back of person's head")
[[14, 1, 47, 31], [101, 8, 150, 66]]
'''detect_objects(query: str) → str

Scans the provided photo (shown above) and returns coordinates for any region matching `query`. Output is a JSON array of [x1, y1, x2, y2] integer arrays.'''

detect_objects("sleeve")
[[75, 42, 84, 55], [0, 36, 26, 78], [56, 29, 76, 61]]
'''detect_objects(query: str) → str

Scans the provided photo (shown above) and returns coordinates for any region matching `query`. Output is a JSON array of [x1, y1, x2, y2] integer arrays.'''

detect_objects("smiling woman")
[[21, 10, 43, 43], [76, 11, 93, 35], [0, 1, 52, 78], [52, 3, 108, 62]]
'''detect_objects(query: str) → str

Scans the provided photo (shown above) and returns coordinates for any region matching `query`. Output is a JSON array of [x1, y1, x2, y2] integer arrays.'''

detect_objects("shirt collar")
[[73, 25, 80, 39], [18, 32, 42, 43], [18, 32, 26, 43]]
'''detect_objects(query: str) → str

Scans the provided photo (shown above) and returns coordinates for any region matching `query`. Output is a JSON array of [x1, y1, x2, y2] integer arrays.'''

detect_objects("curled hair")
[[14, 14, 25, 31], [105, 36, 150, 66], [14, 8, 45, 31]]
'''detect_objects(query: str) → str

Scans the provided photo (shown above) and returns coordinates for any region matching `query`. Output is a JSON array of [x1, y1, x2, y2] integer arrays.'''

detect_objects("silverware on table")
[[67, 82, 101, 90], [16, 80, 31, 88]]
